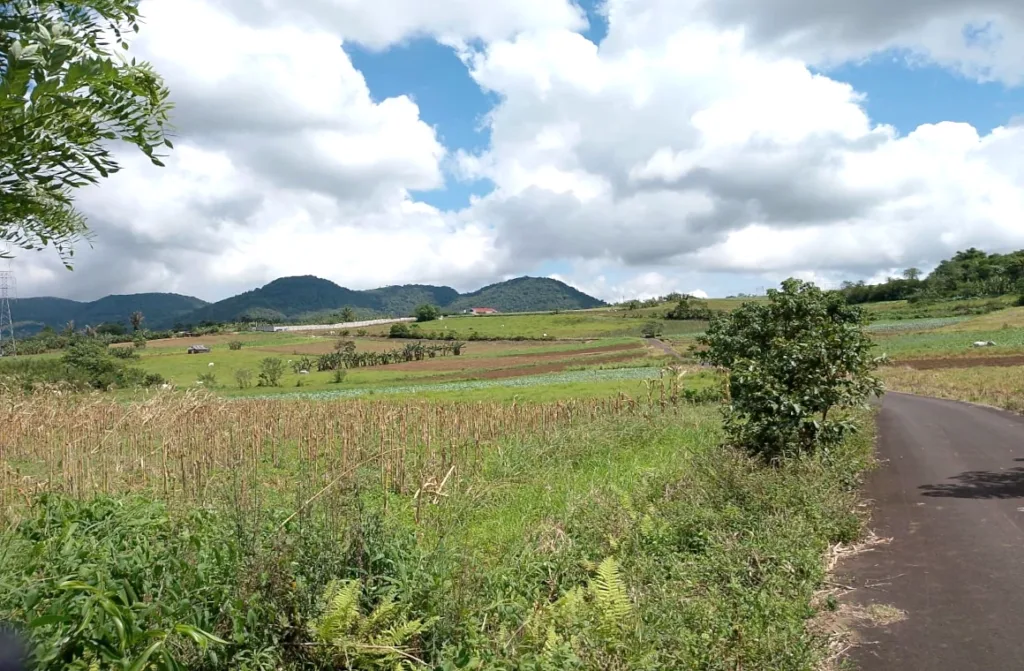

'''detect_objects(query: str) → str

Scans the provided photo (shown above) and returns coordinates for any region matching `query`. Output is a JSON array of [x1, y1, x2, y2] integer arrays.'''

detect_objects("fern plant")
[[522, 556, 635, 666], [309, 579, 433, 669]]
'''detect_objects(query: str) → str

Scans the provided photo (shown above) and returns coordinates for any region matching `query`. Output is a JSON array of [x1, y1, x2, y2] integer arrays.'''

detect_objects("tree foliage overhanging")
[[1, 0, 172, 267]]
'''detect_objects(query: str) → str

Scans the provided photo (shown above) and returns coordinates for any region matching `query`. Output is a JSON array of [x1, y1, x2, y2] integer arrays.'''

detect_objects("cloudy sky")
[[13, 0, 1024, 302]]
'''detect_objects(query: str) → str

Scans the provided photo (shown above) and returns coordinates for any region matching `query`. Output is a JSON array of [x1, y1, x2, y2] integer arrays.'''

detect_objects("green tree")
[[1, 1, 172, 267], [340, 307, 355, 322], [414, 304, 440, 322], [697, 279, 882, 461], [130, 310, 144, 332], [258, 357, 284, 387], [640, 321, 663, 338]]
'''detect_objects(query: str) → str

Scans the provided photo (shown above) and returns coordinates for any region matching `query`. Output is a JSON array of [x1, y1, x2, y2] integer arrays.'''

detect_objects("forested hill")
[[839, 248, 1024, 304], [13, 294, 208, 332], [16, 276, 606, 330], [447, 277, 606, 313]]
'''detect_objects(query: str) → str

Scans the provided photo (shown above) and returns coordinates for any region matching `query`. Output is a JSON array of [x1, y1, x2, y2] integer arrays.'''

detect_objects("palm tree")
[[130, 311, 145, 332], [341, 307, 355, 322]]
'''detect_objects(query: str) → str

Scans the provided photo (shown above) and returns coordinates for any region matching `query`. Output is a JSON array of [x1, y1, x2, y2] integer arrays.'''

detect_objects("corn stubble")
[[0, 387, 678, 520]]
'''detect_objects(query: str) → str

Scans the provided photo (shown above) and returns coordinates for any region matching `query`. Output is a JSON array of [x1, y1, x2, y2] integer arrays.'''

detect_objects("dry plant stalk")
[[0, 386, 687, 521]]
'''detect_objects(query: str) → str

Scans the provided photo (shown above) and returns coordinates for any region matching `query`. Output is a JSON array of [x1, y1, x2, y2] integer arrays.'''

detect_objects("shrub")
[[414, 304, 440, 322], [228, 340, 243, 351], [697, 278, 882, 461], [258, 357, 285, 387], [332, 368, 347, 384], [197, 371, 217, 387], [291, 356, 315, 374], [108, 346, 138, 360], [235, 368, 253, 389], [1016, 294, 1024, 307], [641, 321, 663, 338], [132, 334, 146, 349], [0, 495, 353, 670], [665, 296, 713, 321], [389, 323, 411, 338]]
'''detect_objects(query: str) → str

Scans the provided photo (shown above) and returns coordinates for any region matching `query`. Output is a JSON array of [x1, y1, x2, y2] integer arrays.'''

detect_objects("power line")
[[0, 244, 16, 357]]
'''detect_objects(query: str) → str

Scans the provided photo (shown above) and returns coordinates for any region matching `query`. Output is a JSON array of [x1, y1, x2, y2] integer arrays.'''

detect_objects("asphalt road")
[[843, 392, 1024, 670]]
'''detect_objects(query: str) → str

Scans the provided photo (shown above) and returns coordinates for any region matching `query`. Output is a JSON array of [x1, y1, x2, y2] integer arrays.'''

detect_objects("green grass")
[[864, 317, 972, 333], [874, 326, 1024, 359], [862, 295, 1017, 321], [244, 366, 667, 400], [367, 312, 710, 339]]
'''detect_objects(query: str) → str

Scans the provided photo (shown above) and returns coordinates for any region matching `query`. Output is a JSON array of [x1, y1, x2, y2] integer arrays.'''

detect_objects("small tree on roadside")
[[258, 357, 284, 387], [697, 279, 882, 461], [414, 304, 440, 322]]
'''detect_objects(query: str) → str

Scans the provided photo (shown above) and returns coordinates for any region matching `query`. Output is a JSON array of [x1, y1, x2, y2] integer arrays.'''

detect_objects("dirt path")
[[647, 338, 686, 361], [839, 392, 1024, 670]]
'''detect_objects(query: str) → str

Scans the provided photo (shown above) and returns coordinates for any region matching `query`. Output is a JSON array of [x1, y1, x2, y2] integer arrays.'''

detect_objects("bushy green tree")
[[257, 357, 284, 387], [697, 279, 882, 461], [640, 321, 663, 338], [1, 0, 172, 266], [414, 304, 440, 322]]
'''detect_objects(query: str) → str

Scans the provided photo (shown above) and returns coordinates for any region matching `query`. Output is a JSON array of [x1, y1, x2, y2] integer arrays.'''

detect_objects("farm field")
[[868, 305, 1024, 414], [361, 310, 710, 339], [1, 387, 874, 669], [121, 335, 677, 399]]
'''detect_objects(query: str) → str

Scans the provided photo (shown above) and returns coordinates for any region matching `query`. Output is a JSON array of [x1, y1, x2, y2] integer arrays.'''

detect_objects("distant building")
[[463, 307, 499, 315]]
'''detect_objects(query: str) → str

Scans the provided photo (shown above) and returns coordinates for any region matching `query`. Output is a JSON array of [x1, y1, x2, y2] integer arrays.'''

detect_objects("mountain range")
[[12, 276, 606, 332]]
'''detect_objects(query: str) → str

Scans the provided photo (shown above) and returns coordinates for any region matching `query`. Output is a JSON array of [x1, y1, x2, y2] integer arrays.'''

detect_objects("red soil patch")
[[894, 355, 1024, 370]]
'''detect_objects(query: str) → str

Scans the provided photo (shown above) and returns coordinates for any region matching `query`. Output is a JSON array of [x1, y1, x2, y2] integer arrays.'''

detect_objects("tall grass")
[[0, 385, 689, 518], [0, 380, 874, 670]]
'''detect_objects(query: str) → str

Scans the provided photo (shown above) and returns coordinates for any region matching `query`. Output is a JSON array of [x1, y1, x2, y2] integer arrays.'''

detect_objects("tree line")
[[839, 248, 1024, 305]]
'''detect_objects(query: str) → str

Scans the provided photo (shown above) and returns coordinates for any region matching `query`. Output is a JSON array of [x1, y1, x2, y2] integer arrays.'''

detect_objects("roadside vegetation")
[[0, 279, 886, 670]]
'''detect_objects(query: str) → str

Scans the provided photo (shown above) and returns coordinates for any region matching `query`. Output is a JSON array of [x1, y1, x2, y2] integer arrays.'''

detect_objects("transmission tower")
[[0, 244, 15, 357]]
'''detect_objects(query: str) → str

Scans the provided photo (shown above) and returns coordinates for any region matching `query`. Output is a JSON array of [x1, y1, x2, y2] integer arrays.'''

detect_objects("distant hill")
[[17, 276, 607, 330], [364, 284, 461, 316], [180, 276, 370, 326], [447, 277, 606, 313], [13, 293, 208, 333]]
